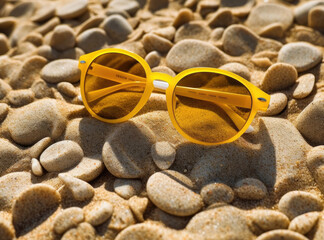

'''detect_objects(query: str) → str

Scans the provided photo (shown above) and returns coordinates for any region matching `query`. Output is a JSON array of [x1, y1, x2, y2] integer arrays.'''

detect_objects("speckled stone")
[[114, 178, 142, 199], [174, 22, 211, 43], [255, 229, 308, 240], [76, 28, 107, 53], [278, 191, 323, 220], [129, 196, 149, 222], [147, 170, 203, 216], [278, 42, 322, 72], [293, 73, 315, 99], [151, 141, 176, 170], [7, 89, 34, 107], [56, 0, 89, 19], [101, 14, 133, 43], [41, 59, 80, 83], [200, 182, 234, 205], [50, 25, 76, 51], [234, 178, 268, 200], [261, 93, 287, 116], [85, 201, 113, 226], [61, 222, 96, 240], [53, 207, 84, 234], [289, 212, 320, 235]]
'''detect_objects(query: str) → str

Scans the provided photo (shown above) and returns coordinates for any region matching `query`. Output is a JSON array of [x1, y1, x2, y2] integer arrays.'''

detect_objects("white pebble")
[[31, 158, 43, 176]]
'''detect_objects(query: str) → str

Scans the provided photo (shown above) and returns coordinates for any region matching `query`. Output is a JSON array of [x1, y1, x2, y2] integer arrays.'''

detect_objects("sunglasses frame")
[[79, 48, 270, 145]]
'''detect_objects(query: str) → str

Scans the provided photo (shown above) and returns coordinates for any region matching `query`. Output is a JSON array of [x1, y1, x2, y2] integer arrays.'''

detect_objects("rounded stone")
[[151, 26, 175, 41], [200, 182, 234, 205], [129, 196, 148, 222], [7, 89, 34, 107], [166, 39, 228, 72], [306, 146, 324, 173], [85, 201, 114, 226], [220, 0, 255, 17], [234, 178, 267, 200], [145, 51, 161, 68], [40, 140, 83, 172], [61, 222, 96, 240], [261, 93, 287, 116], [288, 212, 320, 235], [57, 0, 89, 19], [108, 0, 140, 16], [278, 191, 323, 220], [41, 59, 80, 83], [173, 8, 194, 29], [219, 62, 251, 81], [261, 63, 298, 92], [147, 170, 203, 216], [101, 14, 133, 44], [0, 218, 14, 240], [0, 33, 9, 55], [174, 22, 211, 43], [76, 28, 107, 53], [31, 4, 56, 22], [148, 0, 168, 12], [12, 184, 60, 235], [142, 33, 173, 53], [31, 158, 44, 177], [53, 207, 84, 234], [208, 9, 234, 29], [309, 6, 324, 31], [278, 42, 322, 72], [0, 80, 11, 100], [255, 229, 308, 240], [151, 141, 176, 170], [113, 179, 142, 199], [294, 1, 324, 25], [295, 100, 324, 145], [0, 103, 8, 122], [293, 74, 315, 99], [50, 25, 75, 51], [57, 82, 77, 98]]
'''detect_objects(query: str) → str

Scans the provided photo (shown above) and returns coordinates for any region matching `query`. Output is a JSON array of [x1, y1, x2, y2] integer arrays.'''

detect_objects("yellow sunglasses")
[[78, 48, 270, 145]]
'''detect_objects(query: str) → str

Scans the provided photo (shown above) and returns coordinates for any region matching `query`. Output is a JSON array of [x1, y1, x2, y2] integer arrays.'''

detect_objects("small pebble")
[[12, 184, 61, 235], [261, 93, 287, 116], [41, 59, 80, 83], [0, 33, 9, 55], [278, 191, 323, 220], [57, 82, 77, 98], [7, 89, 34, 107], [0, 103, 9, 122], [197, 0, 220, 17], [108, 0, 140, 16], [147, 170, 203, 216], [294, 1, 324, 25], [151, 141, 176, 170], [21, 32, 43, 47], [31, 158, 43, 177], [219, 62, 251, 81], [152, 66, 176, 77], [101, 14, 133, 44], [142, 33, 173, 53], [174, 22, 211, 43], [208, 9, 234, 28], [113, 178, 142, 199], [255, 229, 308, 240], [35, 17, 60, 35], [40, 140, 83, 172], [129, 196, 149, 222], [59, 173, 94, 201], [0, 218, 14, 240], [306, 146, 324, 173], [145, 51, 161, 68], [9, 1, 35, 19], [56, 0, 89, 19], [61, 222, 96, 240], [85, 201, 113, 226], [53, 207, 84, 234], [49, 25, 76, 51], [288, 212, 320, 235], [278, 42, 322, 72], [296, 100, 324, 145], [220, 0, 255, 17], [261, 63, 298, 92], [234, 178, 268, 200], [209, 27, 224, 42], [31, 4, 56, 22], [76, 28, 107, 53], [109, 205, 136, 231], [151, 26, 175, 41], [0, 80, 11, 100], [148, 0, 168, 12], [200, 182, 234, 205], [293, 73, 315, 99], [173, 8, 194, 29], [31, 79, 53, 99]]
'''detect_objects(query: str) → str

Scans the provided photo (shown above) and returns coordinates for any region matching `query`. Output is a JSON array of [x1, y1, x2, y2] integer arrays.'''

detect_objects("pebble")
[[0, 172, 32, 210], [209, 9, 234, 29], [31, 158, 43, 177], [105, 9, 130, 19], [59, 173, 94, 201], [75, 16, 105, 35], [142, 33, 173, 53], [7, 89, 34, 107], [40, 140, 83, 172], [220, 0, 255, 17], [5, 99, 66, 145], [197, 0, 220, 17], [147, 170, 203, 216], [186, 206, 254, 239], [294, 1, 324, 25], [234, 178, 268, 200], [0, 80, 11, 100], [0, 103, 8, 122], [288, 212, 320, 235], [41, 59, 80, 83], [21, 32, 43, 47], [255, 229, 308, 240], [145, 51, 161, 68], [293, 73, 315, 99], [9, 1, 35, 19], [278, 191, 323, 220], [31, 4, 56, 22], [0, 218, 14, 240], [61, 222, 96, 240], [247, 209, 290, 235], [12, 184, 60, 235], [261, 93, 288, 116], [129, 196, 148, 222], [0, 33, 9, 55], [306, 146, 324, 174], [151, 141, 176, 170], [295, 100, 324, 145], [246, 3, 293, 37], [85, 201, 113, 226], [260, 63, 298, 92], [152, 66, 176, 77], [174, 22, 211, 43], [31, 79, 53, 99], [65, 156, 104, 182], [278, 42, 322, 72], [56, 0, 89, 19], [166, 39, 228, 72], [210, 27, 224, 42], [151, 26, 175, 41], [173, 8, 194, 28], [101, 14, 133, 44], [53, 207, 84, 234], [219, 62, 251, 81], [38, 45, 84, 61], [102, 121, 156, 178], [200, 182, 234, 205], [57, 82, 77, 98], [35, 17, 60, 35], [76, 28, 107, 53], [149, 0, 168, 12], [108, 0, 140, 16], [50, 25, 76, 51], [109, 205, 136, 231], [10, 22, 37, 47], [114, 178, 142, 199]]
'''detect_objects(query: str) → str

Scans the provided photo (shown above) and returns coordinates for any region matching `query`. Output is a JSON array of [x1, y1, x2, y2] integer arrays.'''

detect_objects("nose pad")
[[153, 80, 169, 90]]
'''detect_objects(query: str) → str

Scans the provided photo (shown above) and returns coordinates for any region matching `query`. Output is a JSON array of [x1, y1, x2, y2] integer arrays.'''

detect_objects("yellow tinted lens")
[[173, 72, 252, 143], [84, 52, 146, 119]]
